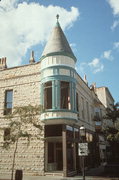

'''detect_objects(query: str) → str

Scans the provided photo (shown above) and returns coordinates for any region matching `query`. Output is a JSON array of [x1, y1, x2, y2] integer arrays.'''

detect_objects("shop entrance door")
[[47, 142, 63, 171]]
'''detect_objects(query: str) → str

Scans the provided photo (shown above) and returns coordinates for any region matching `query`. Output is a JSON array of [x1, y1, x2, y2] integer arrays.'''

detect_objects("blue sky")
[[0, 0, 119, 102]]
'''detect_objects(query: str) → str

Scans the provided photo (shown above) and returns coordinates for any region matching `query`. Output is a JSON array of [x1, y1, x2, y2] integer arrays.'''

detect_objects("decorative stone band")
[[41, 65, 76, 81], [41, 75, 76, 84], [40, 111, 78, 121], [40, 55, 75, 70], [40, 51, 77, 62]]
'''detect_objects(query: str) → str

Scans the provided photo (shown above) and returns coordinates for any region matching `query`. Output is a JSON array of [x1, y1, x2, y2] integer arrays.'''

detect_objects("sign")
[[78, 143, 88, 156]]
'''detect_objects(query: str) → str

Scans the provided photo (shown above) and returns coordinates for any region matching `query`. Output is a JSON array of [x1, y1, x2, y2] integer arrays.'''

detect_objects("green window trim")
[[41, 80, 76, 113]]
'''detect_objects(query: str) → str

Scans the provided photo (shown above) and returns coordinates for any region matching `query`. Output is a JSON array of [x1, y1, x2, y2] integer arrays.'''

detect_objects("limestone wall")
[[76, 74, 95, 132], [0, 62, 44, 176]]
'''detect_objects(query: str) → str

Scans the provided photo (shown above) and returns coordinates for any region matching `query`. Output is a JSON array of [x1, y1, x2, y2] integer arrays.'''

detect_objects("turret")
[[40, 15, 77, 123]]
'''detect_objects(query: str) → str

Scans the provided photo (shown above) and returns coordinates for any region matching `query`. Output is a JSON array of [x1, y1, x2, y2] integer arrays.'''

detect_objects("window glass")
[[48, 142, 54, 163], [44, 81, 52, 109], [67, 142, 74, 171], [81, 97, 85, 119], [66, 125, 73, 138], [4, 90, 13, 115], [74, 128, 79, 139], [86, 101, 90, 121], [94, 107, 101, 118], [76, 92, 79, 112], [60, 81, 70, 109]]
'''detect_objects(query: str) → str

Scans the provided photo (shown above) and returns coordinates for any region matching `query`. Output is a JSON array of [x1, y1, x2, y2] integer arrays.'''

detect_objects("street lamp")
[[80, 125, 86, 180], [80, 126, 86, 138]]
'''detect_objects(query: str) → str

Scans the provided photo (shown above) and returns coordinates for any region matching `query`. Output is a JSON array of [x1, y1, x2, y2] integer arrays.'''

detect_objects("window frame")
[[60, 81, 70, 110], [44, 81, 52, 110], [4, 89, 13, 115]]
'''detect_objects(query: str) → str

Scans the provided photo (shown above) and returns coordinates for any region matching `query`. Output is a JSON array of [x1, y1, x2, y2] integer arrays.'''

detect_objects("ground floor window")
[[48, 142, 54, 163], [45, 125, 84, 175], [4, 128, 10, 141], [67, 142, 75, 171], [47, 142, 63, 171]]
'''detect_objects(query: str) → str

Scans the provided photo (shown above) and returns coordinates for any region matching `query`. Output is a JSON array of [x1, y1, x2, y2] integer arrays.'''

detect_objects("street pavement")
[[0, 165, 119, 180]]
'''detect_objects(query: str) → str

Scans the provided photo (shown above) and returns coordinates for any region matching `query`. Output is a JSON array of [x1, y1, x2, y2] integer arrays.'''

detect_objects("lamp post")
[[80, 125, 86, 180]]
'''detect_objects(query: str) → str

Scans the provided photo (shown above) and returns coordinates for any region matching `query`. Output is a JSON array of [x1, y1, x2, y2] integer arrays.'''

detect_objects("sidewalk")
[[1, 175, 119, 180], [0, 165, 119, 180]]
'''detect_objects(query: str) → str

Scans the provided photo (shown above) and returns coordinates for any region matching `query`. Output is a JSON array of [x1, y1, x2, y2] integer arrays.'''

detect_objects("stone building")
[[0, 16, 114, 177]]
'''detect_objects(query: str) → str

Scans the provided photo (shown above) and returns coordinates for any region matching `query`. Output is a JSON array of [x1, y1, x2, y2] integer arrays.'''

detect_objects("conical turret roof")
[[41, 15, 76, 61]]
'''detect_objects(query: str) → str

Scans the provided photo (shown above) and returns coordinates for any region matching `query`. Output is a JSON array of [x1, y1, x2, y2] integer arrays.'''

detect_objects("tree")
[[103, 102, 119, 142], [3, 105, 43, 180], [103, 102, 119, 163], [104, 102, 119, 125]]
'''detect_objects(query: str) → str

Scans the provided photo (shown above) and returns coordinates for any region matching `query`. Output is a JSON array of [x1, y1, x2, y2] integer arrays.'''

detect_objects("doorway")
[[47, 142, 63, 171]]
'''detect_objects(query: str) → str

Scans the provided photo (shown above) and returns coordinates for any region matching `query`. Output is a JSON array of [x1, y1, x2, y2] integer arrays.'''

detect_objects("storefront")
[[44, 124, 80, 176]]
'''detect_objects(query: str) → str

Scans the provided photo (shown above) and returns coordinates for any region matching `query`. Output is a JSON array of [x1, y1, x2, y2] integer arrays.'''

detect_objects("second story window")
[[44, 81, 52, 109], [86, 101, 90, 121], [94, 107, 102, 121], [76, 92, 79, 112], [4, 90, 13, 115], [60, 81, 70, 109], [81, 97, 85, 119], [95, 107, 100, 118]]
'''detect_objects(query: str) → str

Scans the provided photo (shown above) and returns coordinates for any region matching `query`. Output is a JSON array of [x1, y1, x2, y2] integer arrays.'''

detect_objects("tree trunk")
[[11, 140, 18, 180]]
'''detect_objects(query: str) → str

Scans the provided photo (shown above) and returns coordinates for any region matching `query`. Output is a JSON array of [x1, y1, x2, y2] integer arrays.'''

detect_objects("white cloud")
[[0, 0, 79, 67], [111, 20, 119, 30], [114, 41, 119, 49], [107, 0, 119, 29], [89, 58, 100, 67], [0, 0, 18, 10], [79, 59, 104, 74], [107, 0, 119, 16], [70, 43, 77, 54], [70, 43, 76, 48], [79, 62, 87, 73], [79, 48, 114, 74], [102, 50, 113, 60], [88, 58, 104, 73]]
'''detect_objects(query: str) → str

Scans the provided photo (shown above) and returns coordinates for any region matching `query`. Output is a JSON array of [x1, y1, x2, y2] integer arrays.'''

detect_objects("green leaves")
[[104, 102, 119, 124], [104, 126, 119, 142], [3, 104, 43, 180], [3, 104, 43, 148]]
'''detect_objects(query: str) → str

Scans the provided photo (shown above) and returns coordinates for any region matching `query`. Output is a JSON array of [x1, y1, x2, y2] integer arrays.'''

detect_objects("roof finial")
[[56, 14, 59, 22]]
